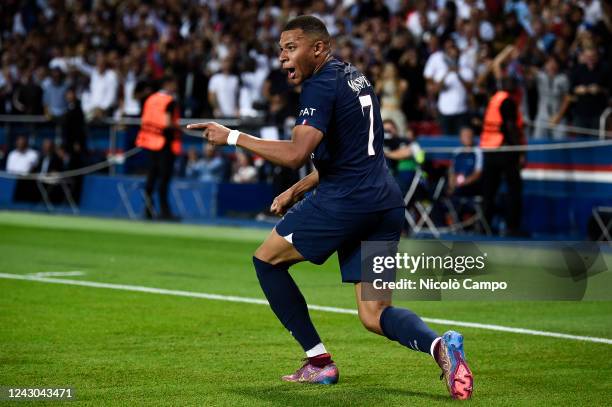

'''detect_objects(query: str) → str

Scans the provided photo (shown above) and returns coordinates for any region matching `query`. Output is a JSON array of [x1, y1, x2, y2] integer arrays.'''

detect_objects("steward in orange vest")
[[137, 76, 181, 220], [480, 91, 524, 148], [479, 77, 525, 237], [136, 92, 182, 155]]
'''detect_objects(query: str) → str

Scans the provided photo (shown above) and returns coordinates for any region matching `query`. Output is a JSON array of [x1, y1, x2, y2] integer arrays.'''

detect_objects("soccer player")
[[187, 16, 473, 399]]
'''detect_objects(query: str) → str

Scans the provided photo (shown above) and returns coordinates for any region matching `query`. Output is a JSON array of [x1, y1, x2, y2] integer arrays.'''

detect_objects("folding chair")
[[592, 206, 612, 242], [443, 195, 492, 235], [35, 176, 80, 215], [403, 168, 446, 237]]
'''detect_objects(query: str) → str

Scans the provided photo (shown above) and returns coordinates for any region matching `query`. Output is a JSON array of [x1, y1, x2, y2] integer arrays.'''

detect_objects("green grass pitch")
[[1, 211, 611, 406]]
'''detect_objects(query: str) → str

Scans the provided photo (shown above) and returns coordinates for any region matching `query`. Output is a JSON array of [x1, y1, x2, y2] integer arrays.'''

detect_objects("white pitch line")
[[29, 271, 85, 277], [1, 272, 611, 345]]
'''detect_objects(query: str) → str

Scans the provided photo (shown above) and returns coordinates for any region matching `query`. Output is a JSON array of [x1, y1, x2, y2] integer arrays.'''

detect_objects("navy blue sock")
[[379, 306, 439, 354], [253, 256, 321, 351]]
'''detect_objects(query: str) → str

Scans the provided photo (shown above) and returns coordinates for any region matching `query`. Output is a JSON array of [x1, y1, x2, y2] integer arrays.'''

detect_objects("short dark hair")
[[283, 15, 330, 42], [160, 75, 177, 88], [382, 118, 398, 129], [500, 76, 518, 92]]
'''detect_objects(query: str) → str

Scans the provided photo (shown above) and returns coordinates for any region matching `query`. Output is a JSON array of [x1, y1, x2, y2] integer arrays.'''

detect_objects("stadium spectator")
[[397, 47, 426, 121], [33, 139, 65, 204], [6, 135, 38, 175], [552, 47, 610, 132], [504, 0, 534, 36], [77, 52, 119, 121], [448, 126, 483, 197], [208, 57, 239, 118], [453, 19, 479, 71], [34, 139, 63, 175], [116, 56, 143, 119], [184, 148, 199, 178], [532, 56, 570, 139], [376, 63, 408, 136], [12, 67, 44, 115], [428, 39, 473, 135], [42, 68, 68, 119], [0, 63, 14, 114], [62, 88, 87, 154], [405, 0, 437, 40], [238, 56, 269, 118], [179, 57, 211, 118], [231, 151, 257, 184], [185, 144, 226, 183]]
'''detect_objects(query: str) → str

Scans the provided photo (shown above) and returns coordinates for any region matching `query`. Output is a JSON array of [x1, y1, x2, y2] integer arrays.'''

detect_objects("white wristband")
[[227, 129, 240, 145]]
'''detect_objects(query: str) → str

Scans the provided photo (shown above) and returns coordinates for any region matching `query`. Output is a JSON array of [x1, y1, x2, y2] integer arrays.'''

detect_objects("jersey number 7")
[[359, 94, 375, 156]]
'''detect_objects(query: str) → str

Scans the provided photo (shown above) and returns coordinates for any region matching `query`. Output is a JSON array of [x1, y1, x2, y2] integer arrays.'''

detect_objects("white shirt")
[[90, 68, 119, 110], [424, 51, 445, 80], [232, 165, 257, 183], [426, 50, 475, 80], [80, 67, 119, 114], [434, 65, 474, 115], [208, 73, 239, 117], [406, 10, 438, 39], [455, 0, 485, 20], [479, 20, 495, 42], [121, 71, 141, 116], [6, 148, 38, 175], [239, 72, 258, 117], [583, 0, 602, 25]]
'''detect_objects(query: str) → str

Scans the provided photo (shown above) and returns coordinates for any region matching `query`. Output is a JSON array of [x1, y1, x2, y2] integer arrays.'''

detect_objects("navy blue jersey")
[[295, 59, 404, 213], [452, 147, 483, 177]]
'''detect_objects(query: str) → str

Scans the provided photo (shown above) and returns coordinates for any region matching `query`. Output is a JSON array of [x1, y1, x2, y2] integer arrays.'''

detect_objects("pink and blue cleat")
[[282, 356, 339, 385], [437, 330, 473, 400]]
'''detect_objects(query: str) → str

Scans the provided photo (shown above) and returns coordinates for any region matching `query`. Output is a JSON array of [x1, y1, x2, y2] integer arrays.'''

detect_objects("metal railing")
[[600, 107, 612, 140]]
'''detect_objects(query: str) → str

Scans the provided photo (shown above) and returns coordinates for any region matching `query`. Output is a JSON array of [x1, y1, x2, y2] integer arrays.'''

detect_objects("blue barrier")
[[0, 175, 272, 221], [0, 177, 15, 205]]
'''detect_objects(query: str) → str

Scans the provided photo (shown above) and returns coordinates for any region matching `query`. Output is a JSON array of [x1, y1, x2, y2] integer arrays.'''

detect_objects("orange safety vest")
[[136, 92, 182, 155], [480, 90, 523, 148]]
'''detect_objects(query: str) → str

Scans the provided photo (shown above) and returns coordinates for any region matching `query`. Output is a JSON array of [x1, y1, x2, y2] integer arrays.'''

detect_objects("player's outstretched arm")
[[186, 122, 323, 170]]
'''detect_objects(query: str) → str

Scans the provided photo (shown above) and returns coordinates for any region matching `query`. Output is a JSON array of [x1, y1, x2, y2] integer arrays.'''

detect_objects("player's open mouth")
[[286, 67, 296, 79]]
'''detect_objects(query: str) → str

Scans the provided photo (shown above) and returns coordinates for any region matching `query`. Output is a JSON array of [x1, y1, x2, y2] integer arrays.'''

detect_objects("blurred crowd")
[[2, 0, 611, 128], [1, 0, 611, 180]]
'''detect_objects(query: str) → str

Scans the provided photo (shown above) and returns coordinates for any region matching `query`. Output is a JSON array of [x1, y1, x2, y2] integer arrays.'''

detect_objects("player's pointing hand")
[[186, 122, 231, 146]]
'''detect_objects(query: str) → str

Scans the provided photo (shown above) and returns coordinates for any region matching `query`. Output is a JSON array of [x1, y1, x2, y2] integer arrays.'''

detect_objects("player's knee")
[[253, 245, 287, 266], [253, 246, 277, 265], [254, 232, 303, 266]]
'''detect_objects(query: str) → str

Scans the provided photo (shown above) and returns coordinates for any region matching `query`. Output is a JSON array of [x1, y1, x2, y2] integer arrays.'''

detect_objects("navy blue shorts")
[[275, 196, 404, 283]]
